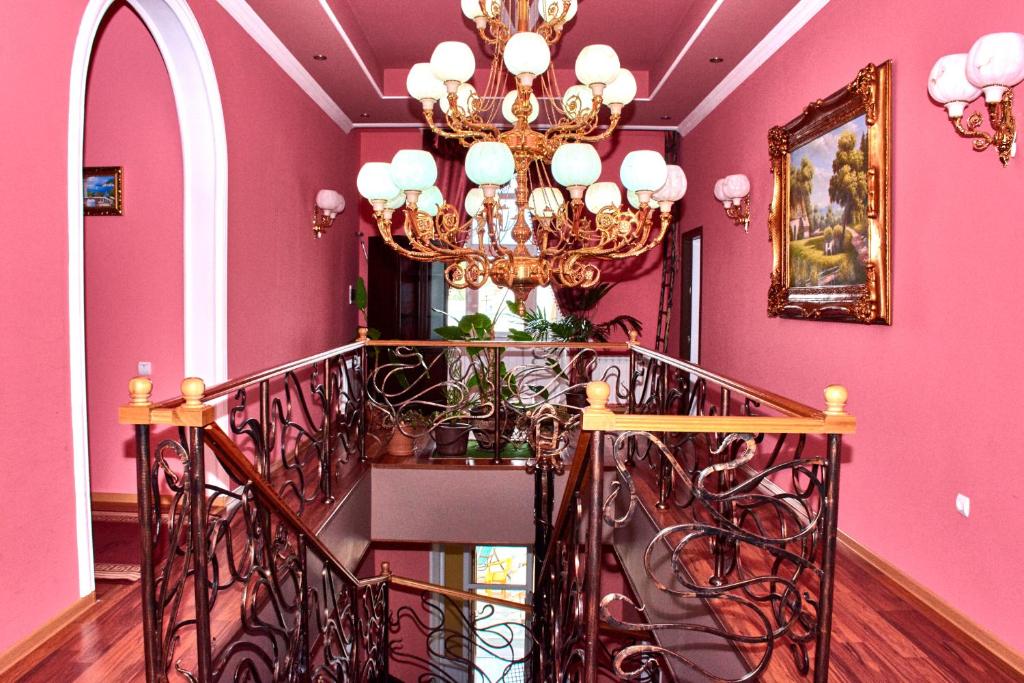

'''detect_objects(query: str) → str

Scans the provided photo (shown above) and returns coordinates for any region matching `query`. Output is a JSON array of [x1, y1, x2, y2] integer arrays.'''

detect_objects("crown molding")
[[677, 0, 831, 136], [646, 0, 726, 101], [214, 0, 354, 132]]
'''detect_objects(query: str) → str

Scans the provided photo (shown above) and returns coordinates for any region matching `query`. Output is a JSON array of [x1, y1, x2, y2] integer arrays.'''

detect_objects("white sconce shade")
[[539, 0, 578, 22], [653, 165, 687, 203], [626, 189, 657, 210], [460, 0, 494, 20], [464, 187, 485, 217], [431, 41, 476, 84], [585, 181, 622, 213], [967, 32, 1024, 102], [620, 150, 668, 193], [390, 150, 438, 191], [357, 163, 399, 201], [528, 186, 565, 217], [417, 185, 445, 217], [928, 54, 982, 118], [440, 82, 478, 115], [603, 68, 637, 107], [503, 32, 551, 81], [465, 141, 515, 186], [385, 192, 406, 210], [407, 62, 446, 104], [562, 84, 594, 117], [502, 90, 540, 123], [551, 142, 602, 189], [575, 45, 620, 88], [713, 178, 729, 204], [723, 174, 750, 199], [316, 189, 346, 214]]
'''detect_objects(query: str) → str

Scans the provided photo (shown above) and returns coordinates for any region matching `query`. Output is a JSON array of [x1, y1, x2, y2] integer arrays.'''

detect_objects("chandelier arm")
[[484, 200, 514, 257], [573, 114, 623, 144]]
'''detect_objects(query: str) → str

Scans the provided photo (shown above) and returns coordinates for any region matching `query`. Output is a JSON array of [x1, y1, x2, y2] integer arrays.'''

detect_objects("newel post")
[[582, 381, 611, 683], [815, 384, 848, 682], [357, 327, 369, 463], [122, 376, 161, 682]]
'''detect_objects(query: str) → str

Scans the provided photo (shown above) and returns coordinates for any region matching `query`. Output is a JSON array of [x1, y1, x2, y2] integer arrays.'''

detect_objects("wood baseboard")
[[0, 593, 96, 676], [837, 530, 1024, 677]]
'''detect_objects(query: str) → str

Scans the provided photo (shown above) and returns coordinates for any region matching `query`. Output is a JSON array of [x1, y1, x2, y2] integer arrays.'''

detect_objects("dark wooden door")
[[367, 236, 434, 340], [679, 227, 702, 363]]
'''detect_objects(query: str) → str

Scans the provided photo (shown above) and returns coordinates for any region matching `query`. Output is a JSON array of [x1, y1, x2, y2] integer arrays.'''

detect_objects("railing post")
[[183, 378, 214, 679], [322, 356, 334, 502], [626, 334, 637, 466], [294, 535, 310, 679], [710, 387, 734, 585], [126, 377, 161, 682], [582, 381, 611, 683], [258, 378, 271, 477], [493, 347, 502, 464], [815, 385, 848, 682], [358, 327, 369, 463]]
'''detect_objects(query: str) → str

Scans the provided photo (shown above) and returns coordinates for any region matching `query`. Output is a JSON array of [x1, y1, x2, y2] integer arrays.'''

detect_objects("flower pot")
[[388, 422, 417, 456], [469, 406, 516, 451], [565, 386, 589, 408], [432, 422, 471, 457]]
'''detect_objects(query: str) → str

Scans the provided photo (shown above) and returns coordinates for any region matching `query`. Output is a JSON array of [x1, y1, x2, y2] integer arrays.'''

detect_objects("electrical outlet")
[[348, 285, 355, 304], [955, 493, 970, 518], [138, 361, 152, 376]]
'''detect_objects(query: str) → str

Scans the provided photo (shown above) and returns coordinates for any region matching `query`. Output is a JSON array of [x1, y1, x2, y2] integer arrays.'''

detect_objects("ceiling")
[[239, 0, 810, 130]]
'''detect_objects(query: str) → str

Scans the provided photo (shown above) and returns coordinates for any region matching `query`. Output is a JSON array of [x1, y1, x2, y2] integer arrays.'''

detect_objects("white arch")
[[68, 0, 228, 596]]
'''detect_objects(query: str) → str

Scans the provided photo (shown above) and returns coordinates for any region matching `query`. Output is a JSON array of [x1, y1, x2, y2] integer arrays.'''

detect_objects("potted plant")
[[388, 408, 431, 456], [431, 414, 472, 456], [509, 283, 642, 407]]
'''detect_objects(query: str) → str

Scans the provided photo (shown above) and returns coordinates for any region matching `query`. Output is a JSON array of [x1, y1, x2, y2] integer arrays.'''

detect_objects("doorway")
[[68, 0, 227, 596], [679, 228, 702, 364]]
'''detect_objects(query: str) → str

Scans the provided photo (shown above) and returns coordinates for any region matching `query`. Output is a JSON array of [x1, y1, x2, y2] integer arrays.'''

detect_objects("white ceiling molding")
[[644, 0, 726, 101], [677, 0, 831, 136], [317, 0, 404, 99], [352, 122, 679, 131], [215, 0, 354, 132]]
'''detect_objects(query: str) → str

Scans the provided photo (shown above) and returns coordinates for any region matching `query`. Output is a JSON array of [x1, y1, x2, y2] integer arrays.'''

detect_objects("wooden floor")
[[4, 471, 1023, 681]]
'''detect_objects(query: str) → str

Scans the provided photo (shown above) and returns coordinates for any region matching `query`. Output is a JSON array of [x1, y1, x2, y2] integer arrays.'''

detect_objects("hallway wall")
[[0, 0, 360, 654], [675, 0, 1024, 652]]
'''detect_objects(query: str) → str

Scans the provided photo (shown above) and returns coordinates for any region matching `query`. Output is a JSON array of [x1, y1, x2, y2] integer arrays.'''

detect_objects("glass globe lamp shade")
[[417, 185, 444, 217], [357, 162, 400, 203], [464, 187, 485, 217], [575, 45, 620, 92], [431, 41, 476, 86], [603, 68, 637, 113], [407, 62, 446, 107], [713, 178, 729, 206], [539, 0, 578, 23], [502, 90, 540, 123], [928, 54, 981, 117], [966, 32, 1024, 102], [723, 174, 750, 200], [385, 192, 406, 211], [620, 150, 668, 199], [562, 84, 594, 117], [390, 150, 438, 192], [465, 141, 515, 189], [461, 0, 494, 21], [551, 143, 602, 196], [585, 182, 622, 214], [503, 32, 551, 84], [528, 186, 564, 217], [653, 165, 687, 203], [316, 189, 345, 214], [440, 83, 478, 115]]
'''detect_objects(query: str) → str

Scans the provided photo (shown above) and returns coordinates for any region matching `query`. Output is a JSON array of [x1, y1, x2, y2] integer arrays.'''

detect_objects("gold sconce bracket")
[[724, 195, 751, 232], [950, 89, 1017, 166]]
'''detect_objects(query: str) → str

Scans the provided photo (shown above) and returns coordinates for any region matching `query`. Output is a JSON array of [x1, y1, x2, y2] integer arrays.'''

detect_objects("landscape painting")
[[787, 114, 869, 288], [83, 166, 123, 216]]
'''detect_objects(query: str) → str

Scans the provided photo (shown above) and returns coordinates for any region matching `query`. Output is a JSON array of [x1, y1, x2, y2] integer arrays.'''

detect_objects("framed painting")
[[767, 61, 891, 324], [83, 166, 123, 216]]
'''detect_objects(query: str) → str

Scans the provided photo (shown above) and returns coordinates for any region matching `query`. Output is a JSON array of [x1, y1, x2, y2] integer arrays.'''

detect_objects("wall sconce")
[[928, 32, 1024, 167], [713, 174, 750, 232], [313, 189, 346, 238]]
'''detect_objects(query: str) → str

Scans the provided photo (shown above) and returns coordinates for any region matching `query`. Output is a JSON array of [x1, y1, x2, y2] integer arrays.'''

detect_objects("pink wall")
[[676, 0, 1024, 652], [84, 4, 184, 495], [0, 0, 361, 655]]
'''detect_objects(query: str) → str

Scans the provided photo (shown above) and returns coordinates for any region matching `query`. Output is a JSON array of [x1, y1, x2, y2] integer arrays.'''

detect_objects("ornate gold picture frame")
[[83, 166, 123, 216], [768, 61, 891, 324]]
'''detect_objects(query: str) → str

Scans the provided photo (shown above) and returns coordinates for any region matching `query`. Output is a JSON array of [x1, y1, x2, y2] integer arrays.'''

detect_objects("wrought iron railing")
[[120, 331, 853, 682]]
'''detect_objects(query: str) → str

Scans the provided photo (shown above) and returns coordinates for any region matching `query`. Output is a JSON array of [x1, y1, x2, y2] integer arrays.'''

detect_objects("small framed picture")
[[83, 166, 123, 216]]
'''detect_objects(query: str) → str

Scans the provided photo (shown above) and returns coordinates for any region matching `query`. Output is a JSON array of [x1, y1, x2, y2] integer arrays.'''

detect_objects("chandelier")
[[355, 0, 687, 308]]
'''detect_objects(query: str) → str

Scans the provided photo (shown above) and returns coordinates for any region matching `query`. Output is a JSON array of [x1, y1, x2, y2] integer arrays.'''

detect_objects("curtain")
[[423, 130, 469, 245]]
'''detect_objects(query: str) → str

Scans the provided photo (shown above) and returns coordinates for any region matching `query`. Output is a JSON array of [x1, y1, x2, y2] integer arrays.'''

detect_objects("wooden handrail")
[[388, 575, 533, 614], [631, 345, 824, 419], [204, 424, 388, 589], [367, 339, 630, 351], [582, 412, 856, 435]]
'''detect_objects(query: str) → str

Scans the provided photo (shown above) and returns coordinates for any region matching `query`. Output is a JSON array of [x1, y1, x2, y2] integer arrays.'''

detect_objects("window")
[[430, 544, 532, 682]]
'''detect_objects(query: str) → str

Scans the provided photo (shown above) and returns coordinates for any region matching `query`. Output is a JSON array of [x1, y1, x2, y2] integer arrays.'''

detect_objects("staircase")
[[119, 334, 854, 681]]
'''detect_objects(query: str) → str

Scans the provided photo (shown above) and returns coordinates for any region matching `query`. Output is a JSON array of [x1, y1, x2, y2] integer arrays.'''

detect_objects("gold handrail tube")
[[388, 575, 533, 614]]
